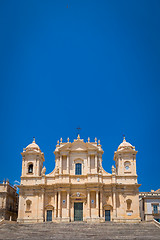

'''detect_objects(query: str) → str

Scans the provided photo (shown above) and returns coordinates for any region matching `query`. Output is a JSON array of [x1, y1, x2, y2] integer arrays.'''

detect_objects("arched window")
[[75, 163, 82, 175], [124, 161, 131, 171], [28, 164, 33, 173]]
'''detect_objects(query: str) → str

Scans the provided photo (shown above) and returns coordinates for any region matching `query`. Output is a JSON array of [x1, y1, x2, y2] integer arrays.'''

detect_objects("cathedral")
[[17, 135, 141, 223]]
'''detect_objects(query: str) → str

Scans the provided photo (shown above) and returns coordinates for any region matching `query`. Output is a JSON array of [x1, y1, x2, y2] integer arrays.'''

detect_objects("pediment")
[[71, 192, 86, 199], [86, 142, 99, 150], [45, 204, 54, 209], [71, 141, 98, 151], [56, 139, 99, 152], [70, 141, 87, 151]]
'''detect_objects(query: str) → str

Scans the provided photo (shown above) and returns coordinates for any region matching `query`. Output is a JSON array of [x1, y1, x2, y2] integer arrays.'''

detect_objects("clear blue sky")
[[0, 0, 160, 191]]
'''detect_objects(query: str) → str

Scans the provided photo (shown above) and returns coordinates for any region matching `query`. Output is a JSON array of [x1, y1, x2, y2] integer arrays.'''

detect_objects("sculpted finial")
[[77, 134, 80, 140], [60, 138, 62, 143], [57, 140, 59, 145], [112, 165, 116, 174], [98, 140, 100, 145], [33, 137, 35, 143], [88, 137, 90, 142], [95, 137, 97, 143], [67, 137, 69, 143]]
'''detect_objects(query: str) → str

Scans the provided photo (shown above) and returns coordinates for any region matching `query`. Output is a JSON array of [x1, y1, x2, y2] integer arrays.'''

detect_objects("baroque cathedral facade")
[[17, 135, 141, 223]]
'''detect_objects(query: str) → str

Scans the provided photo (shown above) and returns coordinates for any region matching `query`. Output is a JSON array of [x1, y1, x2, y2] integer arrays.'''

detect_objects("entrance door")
[[74, 202, 83, 221], [46, 210, 52, 221], [105, 210, 110, 221]]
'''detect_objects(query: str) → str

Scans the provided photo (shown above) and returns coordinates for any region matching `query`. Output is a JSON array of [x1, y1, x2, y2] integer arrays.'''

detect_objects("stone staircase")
[[0, 222, 160, 240]]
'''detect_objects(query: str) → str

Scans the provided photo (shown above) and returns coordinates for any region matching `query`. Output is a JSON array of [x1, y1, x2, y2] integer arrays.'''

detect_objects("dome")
[[117, 137, 133, 151], [26, 138, 40, 151]]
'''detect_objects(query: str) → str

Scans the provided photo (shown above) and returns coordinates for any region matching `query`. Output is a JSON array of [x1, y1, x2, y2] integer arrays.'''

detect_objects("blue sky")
[[0, 0, 160, 191]]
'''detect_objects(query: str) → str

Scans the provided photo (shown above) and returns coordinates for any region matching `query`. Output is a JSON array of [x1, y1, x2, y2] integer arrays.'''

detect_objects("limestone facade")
[[17, 135, 141, 223], [139, 189, 160, 222], [0, 180, 18, 221]]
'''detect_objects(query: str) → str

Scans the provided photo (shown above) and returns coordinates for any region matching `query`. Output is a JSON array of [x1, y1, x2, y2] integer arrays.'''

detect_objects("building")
[[0, 180, 18, 221], [139, 189, 160, 222], [17, 135, 141, 223]]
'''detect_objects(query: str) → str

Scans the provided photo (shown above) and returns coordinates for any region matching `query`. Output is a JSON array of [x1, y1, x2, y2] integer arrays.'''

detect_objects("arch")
[[70, 192, 86, 203], [45, 204, 54, 210], [28, 163, 33, 173], [73, 158, 84, 164], [124, 161, 131, 171], [124, 161, 131, 167]]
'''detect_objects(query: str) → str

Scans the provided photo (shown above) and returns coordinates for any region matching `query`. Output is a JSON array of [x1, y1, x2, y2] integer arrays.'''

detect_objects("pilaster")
[[96, 190, 99, 217], [88, 155, 90, 174], [100, 190, 103, 218], [58, 191, 61, 219], [95, 155, 98, 172], [112, 186, 117, 220], [67, 191, 70, 219], [87, 190, 91, 219], [54, 191, 57, 219], [59, 155, 62, 174], [67, 155, 70, 174]]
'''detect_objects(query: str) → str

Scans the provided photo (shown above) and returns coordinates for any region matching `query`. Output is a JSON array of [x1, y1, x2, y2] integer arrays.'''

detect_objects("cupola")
[[25, 138, 41, 152], [117, 137, 135, 152]]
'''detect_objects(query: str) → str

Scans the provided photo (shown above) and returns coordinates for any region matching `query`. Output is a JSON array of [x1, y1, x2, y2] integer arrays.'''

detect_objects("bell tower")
[[114, 137, 137, 180], [21, 138, 45, 178]]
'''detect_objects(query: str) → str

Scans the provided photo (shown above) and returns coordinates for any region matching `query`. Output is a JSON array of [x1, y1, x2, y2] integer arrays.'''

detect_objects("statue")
[[55, 167, 59, 174]]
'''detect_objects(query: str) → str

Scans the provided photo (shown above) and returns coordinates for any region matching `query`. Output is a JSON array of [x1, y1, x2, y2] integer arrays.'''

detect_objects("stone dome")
[[117, 137, 134, 151], [26, 138, 40, 151]]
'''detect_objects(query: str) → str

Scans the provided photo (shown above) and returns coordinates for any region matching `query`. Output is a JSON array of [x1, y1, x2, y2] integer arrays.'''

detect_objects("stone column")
[[100, 190, 103, 218], [67, 191, 70, 218], [96, 190, 99, 217], [59, 155, 62, 174], [95, 155, 97, 172], [41, 189, 45, 222], [88, 155, 90, 174], [36, 159, 39, 176], [58, 191, 61, 218], [54, 191, 57, 219], [87, 190, 90, 218], [112, 186, 116, 219], [67, 155, 69, 174], [71, 202, 74, 222]]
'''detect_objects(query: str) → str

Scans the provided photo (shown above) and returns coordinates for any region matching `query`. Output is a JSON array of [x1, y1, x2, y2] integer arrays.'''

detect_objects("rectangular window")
[[75, 163, 82, 175], [153, 205, 158, 214]]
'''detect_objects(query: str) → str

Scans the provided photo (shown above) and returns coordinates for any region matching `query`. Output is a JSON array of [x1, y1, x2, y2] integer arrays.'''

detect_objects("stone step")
[[0, 222, 159, 240]]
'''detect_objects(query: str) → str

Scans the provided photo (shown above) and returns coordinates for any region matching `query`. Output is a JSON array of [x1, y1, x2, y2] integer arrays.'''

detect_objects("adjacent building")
[[0, 180, 18, 221], [139, 189, 160, 222], [17, 135, 141, 223]]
